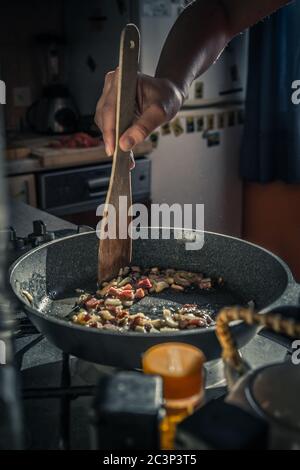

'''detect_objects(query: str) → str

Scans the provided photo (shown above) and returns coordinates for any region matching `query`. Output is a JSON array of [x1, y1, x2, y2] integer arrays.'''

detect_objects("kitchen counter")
[[6, 157, 41, 176], [9, 200, 76, 235], [6, 140, 153, 177]]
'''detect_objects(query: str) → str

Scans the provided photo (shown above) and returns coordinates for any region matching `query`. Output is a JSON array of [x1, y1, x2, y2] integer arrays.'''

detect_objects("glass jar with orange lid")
[[143, 342, 206, 450]]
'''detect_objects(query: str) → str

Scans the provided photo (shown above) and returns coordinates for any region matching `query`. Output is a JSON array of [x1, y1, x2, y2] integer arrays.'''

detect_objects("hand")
[[95, 70, 184, 157]]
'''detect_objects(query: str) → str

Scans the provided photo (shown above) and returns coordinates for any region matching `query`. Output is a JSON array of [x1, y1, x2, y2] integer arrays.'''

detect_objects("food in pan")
[[71, 266, 224, 333]]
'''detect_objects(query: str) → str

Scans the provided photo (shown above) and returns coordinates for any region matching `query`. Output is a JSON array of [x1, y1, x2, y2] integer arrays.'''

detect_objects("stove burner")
[[8, 220, 92, 261], [9, 220, 93, 339], [28, 220, 56, 247], [9, 227, 26, 251], [9, 220, 72, 252]]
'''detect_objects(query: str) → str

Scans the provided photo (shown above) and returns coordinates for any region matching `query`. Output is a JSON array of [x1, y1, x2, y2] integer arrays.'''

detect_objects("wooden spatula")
[[98, 24, 140, 283]]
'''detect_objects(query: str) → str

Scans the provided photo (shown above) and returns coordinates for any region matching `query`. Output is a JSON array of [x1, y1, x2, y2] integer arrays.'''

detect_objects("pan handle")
[[258, 281, 300, 350], [216, 307, 300, 384], [258, 305, 300, 351]]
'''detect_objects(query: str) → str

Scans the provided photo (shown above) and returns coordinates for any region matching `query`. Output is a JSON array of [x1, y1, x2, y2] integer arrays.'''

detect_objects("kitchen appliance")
[[27, 84, 79, 134], [140, 1, 248, 106], [174, 306, 300, 450], [218, 306, 300, 449], [28, 35, 79, 134], [10, 228, 300, 370], [228, 361, 300, 449], [139, 1, 248, 237], [37, 157, 151, 217], [90, 372, 163, 450], [149, 105, 244, 237]]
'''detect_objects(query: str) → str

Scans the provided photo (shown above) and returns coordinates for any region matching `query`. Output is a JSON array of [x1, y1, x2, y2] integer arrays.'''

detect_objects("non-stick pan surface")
[[10, 229, 300, 369]]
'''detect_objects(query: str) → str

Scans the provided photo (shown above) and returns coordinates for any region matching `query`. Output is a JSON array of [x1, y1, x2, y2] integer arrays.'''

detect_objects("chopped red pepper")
[[137, 278, 152, 289], [123, 283, 133, 290], [118, 289, 135, 301], [135, 288, 145, 299], [85, 298, 102, 309], [108, 286, 120, 297]]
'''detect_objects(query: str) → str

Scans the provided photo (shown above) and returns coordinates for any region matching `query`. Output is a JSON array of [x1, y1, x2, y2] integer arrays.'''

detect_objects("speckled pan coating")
[[10, 229, 300, 369]]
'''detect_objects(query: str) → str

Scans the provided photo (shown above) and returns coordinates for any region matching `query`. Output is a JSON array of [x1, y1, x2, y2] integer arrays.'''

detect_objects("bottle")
[[143, 342, 206, 450]]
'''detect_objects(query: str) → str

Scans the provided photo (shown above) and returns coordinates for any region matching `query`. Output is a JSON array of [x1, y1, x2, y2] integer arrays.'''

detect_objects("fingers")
[[119, 103, 166, 152], [95, 69, 118, 156], [95, 72, 183, 158]]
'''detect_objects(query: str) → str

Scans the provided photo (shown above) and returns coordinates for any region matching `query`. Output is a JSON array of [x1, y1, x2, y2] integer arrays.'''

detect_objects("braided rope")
[[216, 307, 300, 370]]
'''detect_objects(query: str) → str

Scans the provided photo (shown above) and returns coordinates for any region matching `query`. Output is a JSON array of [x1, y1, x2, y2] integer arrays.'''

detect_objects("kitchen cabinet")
[[7, 173, 37, 207]]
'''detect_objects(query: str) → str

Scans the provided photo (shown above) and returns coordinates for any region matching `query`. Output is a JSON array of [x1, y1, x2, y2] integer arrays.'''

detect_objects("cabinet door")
[[7, 174, 37, 207]]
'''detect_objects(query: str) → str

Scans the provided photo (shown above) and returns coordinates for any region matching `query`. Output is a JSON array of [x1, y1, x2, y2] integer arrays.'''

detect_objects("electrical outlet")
[[13, 87, 31, 107]]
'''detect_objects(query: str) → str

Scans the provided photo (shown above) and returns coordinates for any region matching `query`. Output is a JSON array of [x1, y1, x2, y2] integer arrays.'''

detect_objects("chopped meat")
[[72, 266, 218, 333], [137, 278, 152, 289]]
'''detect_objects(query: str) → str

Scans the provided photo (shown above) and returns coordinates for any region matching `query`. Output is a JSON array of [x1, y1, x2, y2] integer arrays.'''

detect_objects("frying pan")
[[9, 228, 300, 369]]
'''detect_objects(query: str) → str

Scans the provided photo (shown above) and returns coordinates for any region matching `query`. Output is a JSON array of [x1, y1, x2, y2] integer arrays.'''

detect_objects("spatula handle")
[[98, 25, 140, 283], [115, 24, 140, 150]]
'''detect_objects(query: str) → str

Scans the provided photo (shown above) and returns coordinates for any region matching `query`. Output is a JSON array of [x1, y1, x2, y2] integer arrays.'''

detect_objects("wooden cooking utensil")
[[98, 24, 140, 283]]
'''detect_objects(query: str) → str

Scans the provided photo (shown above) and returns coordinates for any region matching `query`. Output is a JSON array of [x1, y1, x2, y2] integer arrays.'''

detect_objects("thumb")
[[119, 104, 166, 151]]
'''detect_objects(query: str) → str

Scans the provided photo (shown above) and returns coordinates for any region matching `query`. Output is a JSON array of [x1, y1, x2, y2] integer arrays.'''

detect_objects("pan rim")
[[9, 227, 295, 338]]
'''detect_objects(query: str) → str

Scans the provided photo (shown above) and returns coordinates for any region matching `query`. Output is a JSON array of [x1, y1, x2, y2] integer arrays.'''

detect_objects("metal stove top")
[[6, 202, 288, 450], [7, 202, 98, 448]]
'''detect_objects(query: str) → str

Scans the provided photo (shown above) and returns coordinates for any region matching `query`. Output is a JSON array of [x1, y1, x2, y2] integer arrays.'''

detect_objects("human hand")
[[95, 70, 184, 158]]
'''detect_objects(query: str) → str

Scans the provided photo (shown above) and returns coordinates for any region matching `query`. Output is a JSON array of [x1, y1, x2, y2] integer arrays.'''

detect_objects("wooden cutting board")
[[31, 144, 108, 168], [30, 140, 152, 168]]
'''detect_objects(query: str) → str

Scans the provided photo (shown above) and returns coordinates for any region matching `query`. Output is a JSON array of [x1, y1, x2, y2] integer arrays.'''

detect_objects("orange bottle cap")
[[142, 342, 206, 400]]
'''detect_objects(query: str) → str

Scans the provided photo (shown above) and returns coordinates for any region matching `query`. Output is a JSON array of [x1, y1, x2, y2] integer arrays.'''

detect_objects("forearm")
[[155, 0, 291, 99], [96, 0, 290, 153]]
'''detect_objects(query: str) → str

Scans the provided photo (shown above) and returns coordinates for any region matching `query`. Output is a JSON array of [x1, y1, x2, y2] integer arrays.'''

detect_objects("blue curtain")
[[240, 0, 300, 183]]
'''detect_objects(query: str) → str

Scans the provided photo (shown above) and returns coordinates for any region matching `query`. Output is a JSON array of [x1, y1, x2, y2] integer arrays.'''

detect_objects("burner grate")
[[9, 221, 93, 338], [15, 315, 39, 338]]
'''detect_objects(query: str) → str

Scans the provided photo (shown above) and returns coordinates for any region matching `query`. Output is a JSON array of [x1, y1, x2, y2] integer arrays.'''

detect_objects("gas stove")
[[8, 219, 89, 263], [4, 203, 288, 450], [8, 218, 92, 339], [6, 210, 100, 449]]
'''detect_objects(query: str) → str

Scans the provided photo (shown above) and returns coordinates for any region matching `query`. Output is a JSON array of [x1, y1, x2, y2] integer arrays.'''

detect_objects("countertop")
[[6, 141, 153, 177], [9, 200, 76, 236]]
